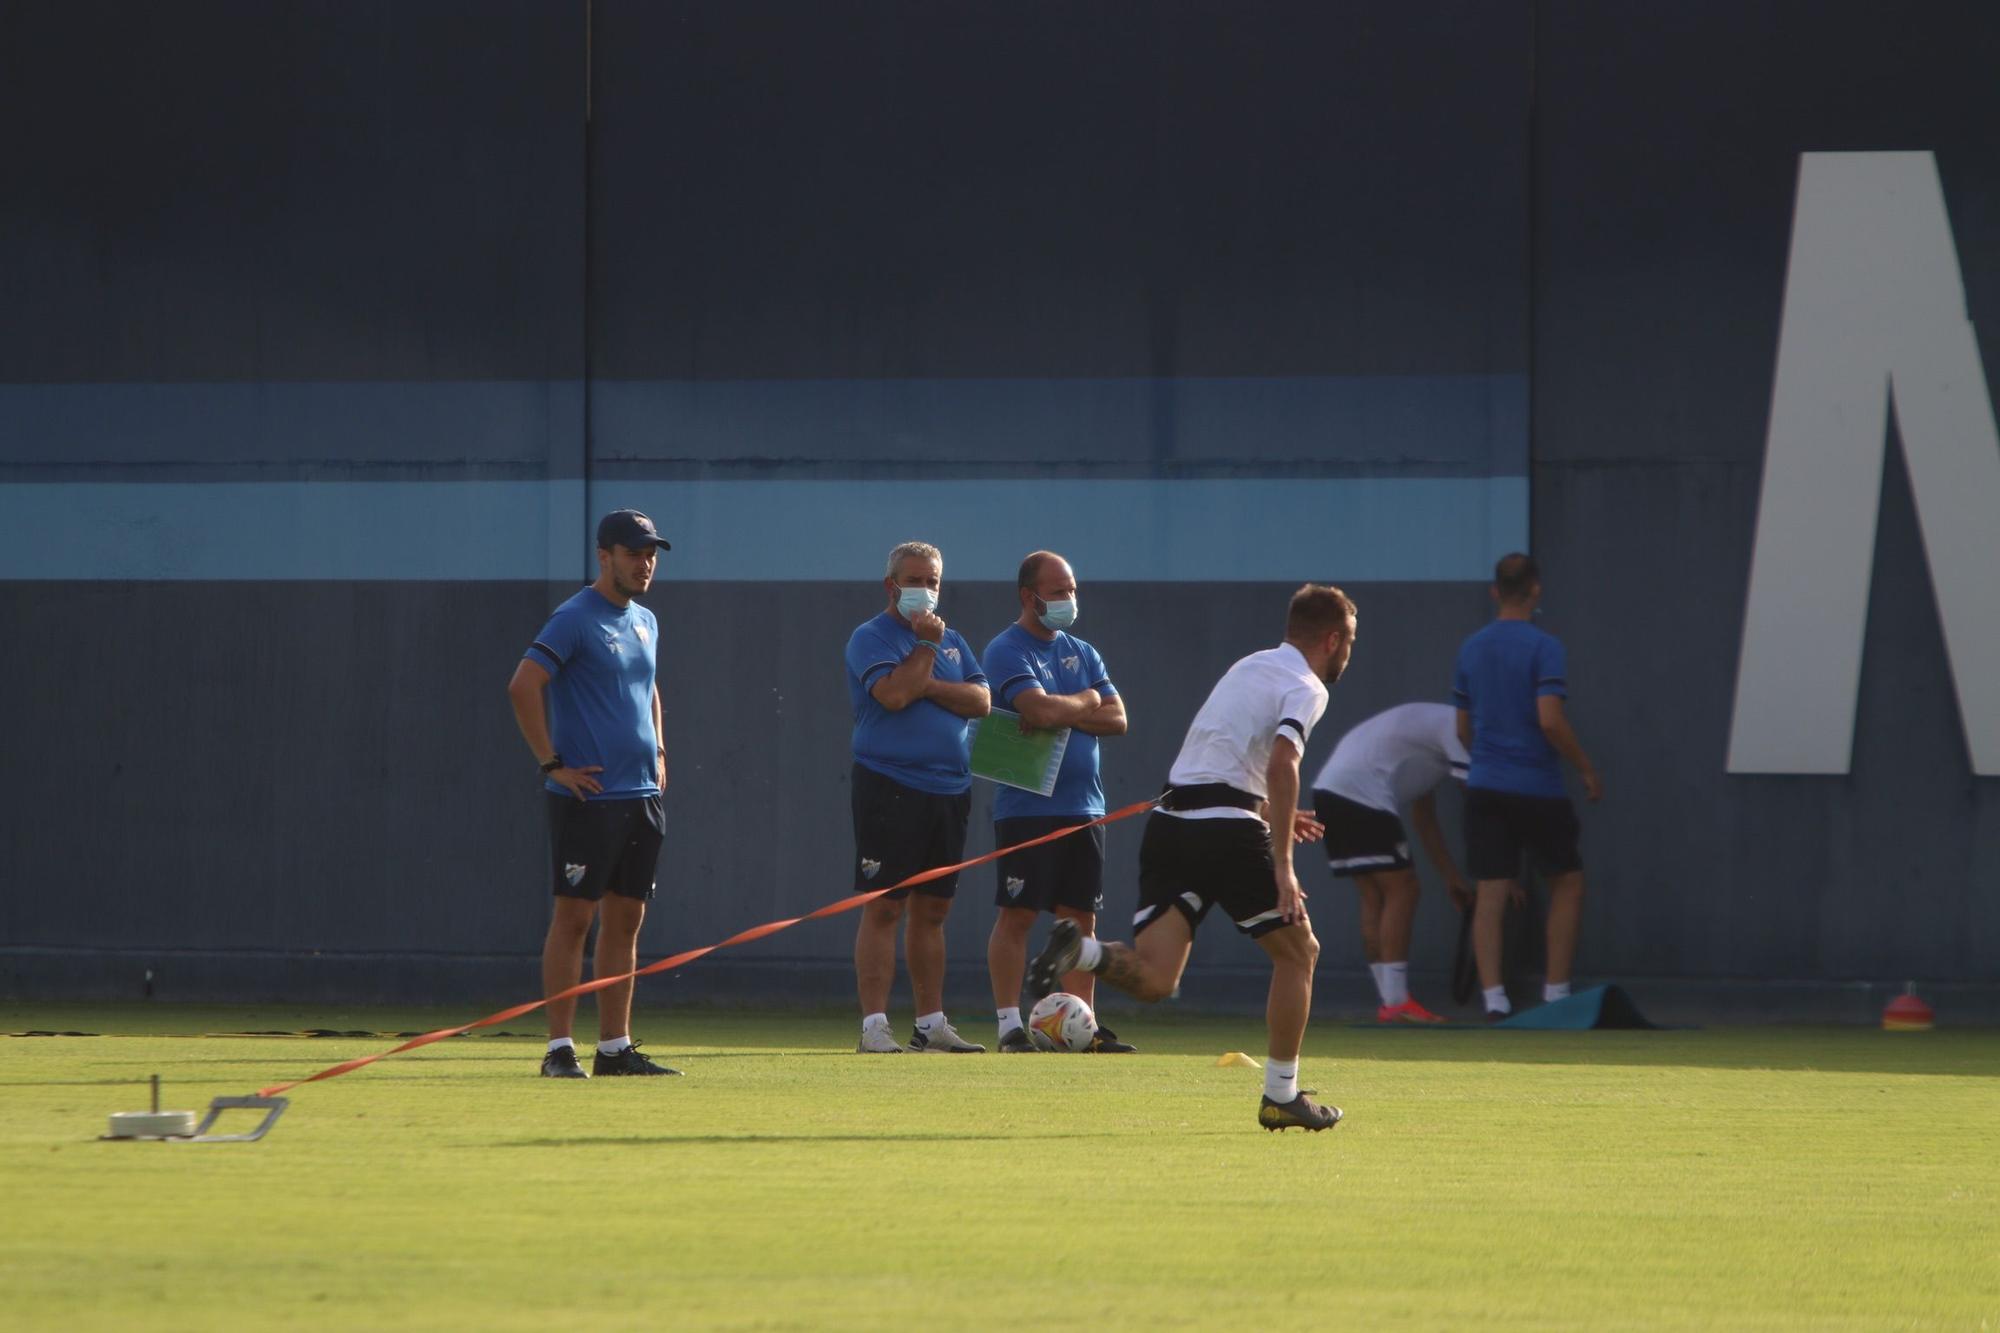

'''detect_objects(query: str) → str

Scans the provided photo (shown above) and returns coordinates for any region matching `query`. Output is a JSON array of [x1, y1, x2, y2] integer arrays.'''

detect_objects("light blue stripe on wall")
[[0, 478, 1525, 582]]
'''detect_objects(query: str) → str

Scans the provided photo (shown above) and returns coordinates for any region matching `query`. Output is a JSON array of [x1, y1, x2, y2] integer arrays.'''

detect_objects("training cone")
[[1882, 983, 1934, 1031], [1216, 1051, 1262, 1069]]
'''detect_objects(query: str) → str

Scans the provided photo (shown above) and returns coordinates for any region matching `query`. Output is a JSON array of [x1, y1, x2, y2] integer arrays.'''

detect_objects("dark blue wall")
[[3, 1, 1995, 1018]]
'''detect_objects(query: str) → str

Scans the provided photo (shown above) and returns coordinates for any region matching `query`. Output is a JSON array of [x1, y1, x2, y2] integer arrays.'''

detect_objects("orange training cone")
[[1882, 982, 1934, 1031]]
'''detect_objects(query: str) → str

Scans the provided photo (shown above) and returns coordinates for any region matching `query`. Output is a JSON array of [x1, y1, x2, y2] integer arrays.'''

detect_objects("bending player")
[[1028, 585, 1356, 1131], [1310, 702, 1470, 1023]]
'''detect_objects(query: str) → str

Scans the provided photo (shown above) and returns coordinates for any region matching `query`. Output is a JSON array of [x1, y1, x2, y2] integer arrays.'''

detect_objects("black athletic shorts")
[[1133, 811, 1289, 940], [1313, 790, 1411, 877], [851, 762, 970, 899], [1463, 787, 1582, 881], [993, 816, 1105, 915], [546, 792, 665, 901]]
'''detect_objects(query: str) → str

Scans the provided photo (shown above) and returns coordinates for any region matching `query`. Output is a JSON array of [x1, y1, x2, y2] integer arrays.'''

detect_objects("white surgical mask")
[[896, 586, 938, 619], [1037, 597, 1077, 631]]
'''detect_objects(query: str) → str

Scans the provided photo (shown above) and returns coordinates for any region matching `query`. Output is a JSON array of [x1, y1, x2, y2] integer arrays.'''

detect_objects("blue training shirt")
[[846, 612, 987, 795], [523, 587, 661, 800], [981, 625, 1115, 821], [1452, 619, 1569, 799]]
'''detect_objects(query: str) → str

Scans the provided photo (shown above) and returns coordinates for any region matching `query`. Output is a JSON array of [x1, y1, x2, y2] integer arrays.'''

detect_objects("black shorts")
[[993, 816, 1105, 915], [1463, 787, 1582, 881], [1133, 811, 1288, 940], [1313, 790, 1411, 877], [851, 762, 970, 900], [546, 793, 664, 901]]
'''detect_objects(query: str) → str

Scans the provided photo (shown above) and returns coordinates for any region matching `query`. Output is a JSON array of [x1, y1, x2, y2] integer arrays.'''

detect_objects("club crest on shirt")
[[634, 623, 649, 643], [1061, 655, 1079, 672], [938, 645, 960, 664]]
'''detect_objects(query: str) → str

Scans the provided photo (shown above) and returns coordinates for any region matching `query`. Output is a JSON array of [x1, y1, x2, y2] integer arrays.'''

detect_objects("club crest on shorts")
[[1005, 876, 1025, 898], [564, 862, 587, 886], [860, 857, 881, 879]]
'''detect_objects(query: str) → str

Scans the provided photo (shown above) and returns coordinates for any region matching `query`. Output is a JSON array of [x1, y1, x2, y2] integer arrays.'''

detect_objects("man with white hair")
[[845, 541, 992, 1053]]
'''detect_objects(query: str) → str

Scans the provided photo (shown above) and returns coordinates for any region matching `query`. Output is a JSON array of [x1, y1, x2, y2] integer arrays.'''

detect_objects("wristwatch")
[[539, 753, 564, 773]]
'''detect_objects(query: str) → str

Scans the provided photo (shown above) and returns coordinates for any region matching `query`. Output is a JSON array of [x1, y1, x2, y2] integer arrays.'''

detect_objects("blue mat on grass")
[[1494, 984, 1657, 1030]]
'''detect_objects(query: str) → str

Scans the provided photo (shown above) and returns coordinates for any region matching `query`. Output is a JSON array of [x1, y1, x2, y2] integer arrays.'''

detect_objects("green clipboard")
[[969, 709, 1071, 796]]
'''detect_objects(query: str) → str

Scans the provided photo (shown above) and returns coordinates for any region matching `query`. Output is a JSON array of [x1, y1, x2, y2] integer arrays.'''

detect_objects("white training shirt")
[[1311, 701, 1469, 814], [1164, 643, 1329, 822]]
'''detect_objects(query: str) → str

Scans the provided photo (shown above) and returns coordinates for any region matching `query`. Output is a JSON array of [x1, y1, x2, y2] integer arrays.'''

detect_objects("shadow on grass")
[[482, 1129, 1193, 1148], [1325, 1026, 2000, 1078]]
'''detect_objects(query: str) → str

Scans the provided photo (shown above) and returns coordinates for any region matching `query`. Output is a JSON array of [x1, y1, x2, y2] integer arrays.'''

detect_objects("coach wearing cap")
[[506, 509, 681, 1079]]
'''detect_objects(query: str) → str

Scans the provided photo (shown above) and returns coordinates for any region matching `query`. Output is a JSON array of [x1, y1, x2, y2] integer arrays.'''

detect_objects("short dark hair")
[[1286, 584, 1355, 641], [1017, 550, 1063, 591], [1493, 552, 1540, 601]]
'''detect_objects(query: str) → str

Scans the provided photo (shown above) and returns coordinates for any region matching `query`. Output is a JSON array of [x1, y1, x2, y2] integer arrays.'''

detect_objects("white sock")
[[916, 1010, 947, 1033], [861, 1011, 890, 1032], [547, 1037, 575, 1053], [1368, 962, 1390, 1005], [1075, 937, 1105, 972], [597, 1036, 632, 1056], [996, 1006, 1022, 1036], [1483, 985, 1511, 1015], [1543, 981, 1572, 1002], [1381, 961, 1409, 1008], [1264, 1057, 1300, 1103]]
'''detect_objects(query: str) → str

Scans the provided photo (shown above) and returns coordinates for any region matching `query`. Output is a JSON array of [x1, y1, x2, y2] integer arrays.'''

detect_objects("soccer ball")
[[1028, 991, 1097, 1052]]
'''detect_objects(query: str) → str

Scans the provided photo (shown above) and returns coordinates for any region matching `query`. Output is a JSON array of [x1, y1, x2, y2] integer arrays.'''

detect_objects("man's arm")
[[1266, 736, 1311, 924], [1014, 686, 1103, 729], [1069, 692, 1127, 736], [1537, 695, 1602, 801], [506, 659, 602, 799], [1409, 790, 1470, 908], [925, 677, 992, 719], [1456, 707, 1474, 751], [652, 683, 668, 789]]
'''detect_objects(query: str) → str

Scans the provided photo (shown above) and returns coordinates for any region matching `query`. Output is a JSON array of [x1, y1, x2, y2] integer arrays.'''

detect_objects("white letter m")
[[1729, 152, 2000, 776]]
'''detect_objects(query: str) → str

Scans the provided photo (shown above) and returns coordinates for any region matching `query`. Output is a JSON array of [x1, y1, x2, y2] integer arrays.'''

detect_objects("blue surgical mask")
[[896, 586, 938, 618], [1037, 597, 1078, 631]]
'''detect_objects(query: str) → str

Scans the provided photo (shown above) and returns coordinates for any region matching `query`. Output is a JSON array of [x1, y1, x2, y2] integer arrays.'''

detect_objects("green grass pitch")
[[2, 1003, 1995, 1330]]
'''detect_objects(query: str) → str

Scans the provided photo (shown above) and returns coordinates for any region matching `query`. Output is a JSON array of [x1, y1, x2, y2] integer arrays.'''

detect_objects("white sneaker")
[[855, 1024, 905, 1054], [907, 1020, 985, 1053]]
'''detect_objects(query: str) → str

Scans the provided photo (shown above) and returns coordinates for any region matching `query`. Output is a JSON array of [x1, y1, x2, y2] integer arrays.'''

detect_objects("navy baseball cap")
[[597, 509, 671, 552]]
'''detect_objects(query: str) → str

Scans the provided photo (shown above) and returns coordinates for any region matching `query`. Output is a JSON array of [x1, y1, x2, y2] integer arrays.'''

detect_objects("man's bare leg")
[[1543, 870, 1585, 988], [593, 894, 646, 1041], [542, 896, 599, 1041], [1355, 878, 1385, 962], [1054, 906, 1098, 1005], [1092, 911, 1195, 1003], [1373, 868, 1420, 964], [903, 894, 952, 1017], [1256, 922, 1320, 1063], [1473, 879, 1514, 992], [987, 905, 1036, 1008], [854, 896, 907, 1016]]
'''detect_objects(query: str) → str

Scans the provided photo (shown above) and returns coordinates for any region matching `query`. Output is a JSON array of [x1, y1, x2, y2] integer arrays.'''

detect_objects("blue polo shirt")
[[981, 625, 1116, 821], [846, 612, 987, 795], [1452, 618, 1568, 799], [523, 587, 661, 799]]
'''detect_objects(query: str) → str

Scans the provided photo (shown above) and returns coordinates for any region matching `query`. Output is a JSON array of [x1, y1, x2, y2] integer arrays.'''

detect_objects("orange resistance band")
[[256, 796, 1160, 1097]]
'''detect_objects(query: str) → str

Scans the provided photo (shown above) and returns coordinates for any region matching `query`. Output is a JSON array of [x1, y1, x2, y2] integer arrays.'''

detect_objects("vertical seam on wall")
[[1525, 0, 1542, 556]]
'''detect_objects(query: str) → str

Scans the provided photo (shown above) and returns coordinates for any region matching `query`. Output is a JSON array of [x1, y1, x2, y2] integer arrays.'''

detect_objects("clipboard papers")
[[969, 708, 1070, 796]]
